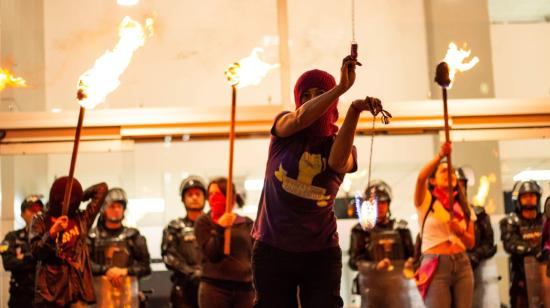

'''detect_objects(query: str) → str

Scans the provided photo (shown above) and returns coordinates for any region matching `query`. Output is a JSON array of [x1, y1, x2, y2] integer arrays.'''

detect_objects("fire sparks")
[[355, 192, 377, 230], [0, 68, 27, 91], [224, 48, 279, 88], [442, 42, 479, 86], [77, 16, 154, 109]]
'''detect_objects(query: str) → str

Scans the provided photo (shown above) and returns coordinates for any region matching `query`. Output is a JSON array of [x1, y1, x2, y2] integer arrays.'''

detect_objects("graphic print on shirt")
[[274, 151, 331, 207], [56, 219, 81, 264], [520, 226, 542, 243]]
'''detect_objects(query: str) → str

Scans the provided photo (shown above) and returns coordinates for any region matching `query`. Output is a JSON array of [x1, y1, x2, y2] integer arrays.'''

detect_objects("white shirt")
[[417, 190, 476, 253]]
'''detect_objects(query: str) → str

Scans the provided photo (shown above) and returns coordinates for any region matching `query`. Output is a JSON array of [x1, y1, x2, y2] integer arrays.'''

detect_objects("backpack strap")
[[418, 193, 437, 247]]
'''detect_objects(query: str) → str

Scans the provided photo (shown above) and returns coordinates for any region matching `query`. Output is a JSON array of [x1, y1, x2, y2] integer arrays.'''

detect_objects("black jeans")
[[198, 280, 254, 308], [171, 277, 200, 308], [252, 241, 343, 308]]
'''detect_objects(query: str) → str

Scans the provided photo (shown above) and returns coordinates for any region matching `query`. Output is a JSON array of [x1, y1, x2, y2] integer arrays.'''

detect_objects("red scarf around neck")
[[433, 187, 464, 221]]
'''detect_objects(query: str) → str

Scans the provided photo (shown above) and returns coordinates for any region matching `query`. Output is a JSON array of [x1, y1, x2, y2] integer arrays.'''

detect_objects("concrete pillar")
[[424, 0, 495, 99]]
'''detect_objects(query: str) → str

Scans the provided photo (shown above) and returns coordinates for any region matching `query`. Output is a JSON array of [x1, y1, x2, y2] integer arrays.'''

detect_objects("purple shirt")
[[252, 112, 357, 252]]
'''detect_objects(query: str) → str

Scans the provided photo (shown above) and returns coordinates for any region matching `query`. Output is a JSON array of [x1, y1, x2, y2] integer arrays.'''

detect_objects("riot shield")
[[523, 256, 550, 308], [472, 259, 501, 308], [93, 276, 139, 308], [357, 260, 411, 308]]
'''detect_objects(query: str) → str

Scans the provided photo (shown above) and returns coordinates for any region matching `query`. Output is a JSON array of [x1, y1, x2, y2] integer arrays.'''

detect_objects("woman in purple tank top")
[[251, 55, 384, 308]]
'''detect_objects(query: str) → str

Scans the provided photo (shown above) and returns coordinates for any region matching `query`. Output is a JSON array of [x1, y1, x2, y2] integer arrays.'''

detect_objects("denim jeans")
[[423, 252, 474, 308], [252, 241, 344, 308]]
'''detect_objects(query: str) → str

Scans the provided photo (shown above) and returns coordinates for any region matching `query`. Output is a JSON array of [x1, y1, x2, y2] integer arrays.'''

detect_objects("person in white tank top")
[[413, 141, 475, 308]]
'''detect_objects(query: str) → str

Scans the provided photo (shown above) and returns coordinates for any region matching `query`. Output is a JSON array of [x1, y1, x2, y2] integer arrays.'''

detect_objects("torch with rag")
[[62, 16, 154, 216], [222, 48, 278, 255], [434, 42, 479, 218]]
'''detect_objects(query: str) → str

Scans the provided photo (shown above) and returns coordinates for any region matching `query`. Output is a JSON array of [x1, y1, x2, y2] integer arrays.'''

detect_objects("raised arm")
[[274, 56, 358, 138], [328, 97, 382, 173], [81, 182, 108, 229], [414, 142, 451, 207]]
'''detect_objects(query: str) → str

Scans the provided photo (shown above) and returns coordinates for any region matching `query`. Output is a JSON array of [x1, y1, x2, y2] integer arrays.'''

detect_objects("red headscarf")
[[293, 69, 338, 137]]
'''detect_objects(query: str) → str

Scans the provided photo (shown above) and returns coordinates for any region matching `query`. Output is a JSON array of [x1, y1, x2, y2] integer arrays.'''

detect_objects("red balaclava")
[[47, 176, 83, 218], [293, 69, 338, 137], [208, 191, 227, 222]]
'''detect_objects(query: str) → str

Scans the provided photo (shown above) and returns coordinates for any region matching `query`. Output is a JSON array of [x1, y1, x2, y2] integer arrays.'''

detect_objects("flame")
[[355, 192, 377, 230], [224, 48, 279, 88], [77, 16, 154, 109], [442, 42, 479, 86], [473, 173, 496, 207], [0, 68, 27, 91]]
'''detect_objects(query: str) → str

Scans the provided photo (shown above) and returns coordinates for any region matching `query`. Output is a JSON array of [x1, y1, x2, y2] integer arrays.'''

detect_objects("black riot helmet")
[[104, 187, 128, 209], [512, 180, 542, 211], [364, 180, 393, 204], [21, 194, 44, 213], [179, 176, 206, 198], [101, 188, 128, 225]]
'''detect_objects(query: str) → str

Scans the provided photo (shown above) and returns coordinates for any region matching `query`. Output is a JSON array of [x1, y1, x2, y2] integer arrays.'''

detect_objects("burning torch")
[[222, 48, 278, 255], [0, 68, 27, 92], [62, 16, 154, 216], [434, 42, 479, 217]]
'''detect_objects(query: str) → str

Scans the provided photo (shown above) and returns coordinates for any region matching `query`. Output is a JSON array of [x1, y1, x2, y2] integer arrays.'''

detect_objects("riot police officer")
[[1, 195, 44, 308], [348, 180, 415, 308], [457, 168, 497, 308], [500, 180, 544, 307], [161, 176, 206, 308], [457, 168, 496, 270], [88, 187, 151, 307]]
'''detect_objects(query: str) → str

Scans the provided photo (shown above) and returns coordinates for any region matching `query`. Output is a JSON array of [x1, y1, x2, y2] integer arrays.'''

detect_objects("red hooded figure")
[[29, 177, 108, 306]]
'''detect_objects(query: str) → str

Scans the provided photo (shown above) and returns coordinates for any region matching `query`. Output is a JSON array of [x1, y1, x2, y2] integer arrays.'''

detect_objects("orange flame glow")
[[443, 42, 479, 87], [77, 16, 154, 109], [224, 48, 279, 88], [0, 68, 27, 91], [473, 173, 496, 207]]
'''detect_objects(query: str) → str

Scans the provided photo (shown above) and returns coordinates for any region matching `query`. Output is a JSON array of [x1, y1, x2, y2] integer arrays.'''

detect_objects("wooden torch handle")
[[62, 106, 86, 216]]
